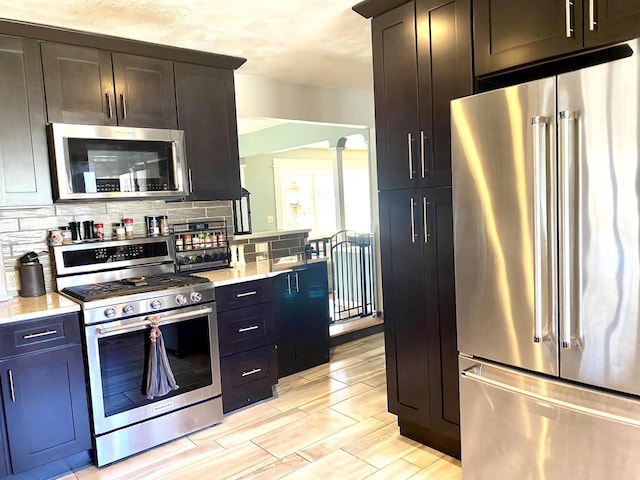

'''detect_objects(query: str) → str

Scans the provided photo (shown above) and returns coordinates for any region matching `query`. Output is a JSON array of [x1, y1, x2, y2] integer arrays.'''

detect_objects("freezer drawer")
[[459, 356, 640, 479]]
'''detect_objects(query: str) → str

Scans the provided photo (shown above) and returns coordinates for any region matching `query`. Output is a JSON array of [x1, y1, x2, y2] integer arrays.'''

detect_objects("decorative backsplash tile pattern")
[[0, 200, 310, 298], [0, 200, 232, 296]]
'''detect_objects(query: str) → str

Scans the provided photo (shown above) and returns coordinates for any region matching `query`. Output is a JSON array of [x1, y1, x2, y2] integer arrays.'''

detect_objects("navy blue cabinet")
[[275, 262, 330, 378], [0, 313, 91, 478]]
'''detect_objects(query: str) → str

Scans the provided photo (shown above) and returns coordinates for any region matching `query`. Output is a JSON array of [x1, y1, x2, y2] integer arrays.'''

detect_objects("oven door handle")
[[95, 307, 213, 335]]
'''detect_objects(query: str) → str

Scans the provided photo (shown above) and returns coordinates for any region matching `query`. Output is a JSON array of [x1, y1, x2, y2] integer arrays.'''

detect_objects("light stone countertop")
[[231, 228, 311, 241], [196, 257, 329, 288], [0, 293, 80, 325], [195, 263, 286, 287]]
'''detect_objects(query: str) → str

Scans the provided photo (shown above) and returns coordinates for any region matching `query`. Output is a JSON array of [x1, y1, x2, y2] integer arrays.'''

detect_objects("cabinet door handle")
[[121, 93, 128, 119], [8, 370, 15, 402], [407, 133, 414, 180], [23, 329, 58, 340], [106, 92, 113, 118], [423, 197, 430, 243], [238, 325, 259, 333], [294, 272, 299, 293], [589, 0, 596, 31], [241, 368, 262, 377], [420, 131, 426, 178], [236, 291, 257, 298], [565, 0, 574, 38], [287, 274, 292, 294], [410, 197, 416, 243]]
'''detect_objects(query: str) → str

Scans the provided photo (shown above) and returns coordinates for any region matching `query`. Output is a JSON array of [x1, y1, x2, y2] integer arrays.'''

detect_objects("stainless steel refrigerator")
[[451, 38, 640, 479]]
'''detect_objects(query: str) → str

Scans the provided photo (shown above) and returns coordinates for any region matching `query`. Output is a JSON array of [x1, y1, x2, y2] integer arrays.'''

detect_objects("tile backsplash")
[[0, 200, 232, 296]]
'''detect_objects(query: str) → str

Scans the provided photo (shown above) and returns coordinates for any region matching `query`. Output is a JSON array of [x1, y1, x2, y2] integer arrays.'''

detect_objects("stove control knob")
[[191, 292, 202, 303], [175, 294, 187, 306], [150, 299, 162, 310], [104, 307, 116, 319], [122, 304, 134, 315]]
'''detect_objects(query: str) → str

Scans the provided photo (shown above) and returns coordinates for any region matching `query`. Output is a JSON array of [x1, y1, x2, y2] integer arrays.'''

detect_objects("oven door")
[[84, 303, 220, 435]]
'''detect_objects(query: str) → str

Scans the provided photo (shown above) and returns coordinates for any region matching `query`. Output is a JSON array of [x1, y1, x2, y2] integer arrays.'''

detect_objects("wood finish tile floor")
[[69, 333, 461, 480]]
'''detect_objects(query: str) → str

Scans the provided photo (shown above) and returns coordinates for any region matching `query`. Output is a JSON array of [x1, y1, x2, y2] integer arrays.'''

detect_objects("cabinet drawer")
[[0, 313, 81, 358], [221, 344, 277, 413], [218, 303, 275, 357], [215, 278, 272, 312]]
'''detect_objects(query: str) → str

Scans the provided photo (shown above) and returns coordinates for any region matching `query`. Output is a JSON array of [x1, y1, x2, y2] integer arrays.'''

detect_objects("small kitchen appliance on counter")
[[18, 251, 46, 297]]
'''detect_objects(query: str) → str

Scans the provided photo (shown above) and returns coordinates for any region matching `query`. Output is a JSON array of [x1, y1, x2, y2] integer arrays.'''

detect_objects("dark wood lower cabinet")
[[0, 346, 91, 474], [379, 187, 460, 458], [216, 280, 278, 413], [275, 262, 331, 378], [220, 344, 278, 413], [0, 313, 91, 479]]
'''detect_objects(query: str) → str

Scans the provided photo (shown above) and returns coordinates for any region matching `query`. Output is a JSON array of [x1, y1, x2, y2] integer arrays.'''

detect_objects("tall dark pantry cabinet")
[[354, 0, 472, 457]]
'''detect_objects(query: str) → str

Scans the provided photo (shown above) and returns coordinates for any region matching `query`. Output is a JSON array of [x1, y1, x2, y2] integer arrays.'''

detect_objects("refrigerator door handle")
[[461, 365, 640, 428], [559, 110, 578, 349], [531, 116, 549, 343]]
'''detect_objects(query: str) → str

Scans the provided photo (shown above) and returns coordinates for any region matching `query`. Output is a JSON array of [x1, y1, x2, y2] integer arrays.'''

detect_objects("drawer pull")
[[241, 368, 262, 377], [238, 325, 259, 333], [236, 291, 257, 298], [23, 329, 58, 340]]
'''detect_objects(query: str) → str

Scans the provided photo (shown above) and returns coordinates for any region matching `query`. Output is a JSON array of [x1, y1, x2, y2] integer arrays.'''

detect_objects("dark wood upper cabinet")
[[372, 2, 420, 191], [475, 0, 640, 76], [372, 0, 472, 190], [175, 63, 241, 200], [584, 0, 640, 47], [417, 0, 473, 187], [42, 43, 177, 128], [0, 35, 52, 206], [41, 42, 116, 125], [112, 53, 177, 128]]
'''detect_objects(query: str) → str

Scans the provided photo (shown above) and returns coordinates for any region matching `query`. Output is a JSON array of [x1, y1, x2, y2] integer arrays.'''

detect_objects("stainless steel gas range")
[[53, 236, 222, 467]]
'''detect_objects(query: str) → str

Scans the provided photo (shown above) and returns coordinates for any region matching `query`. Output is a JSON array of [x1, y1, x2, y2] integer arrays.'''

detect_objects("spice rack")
[[171, 220, 231, 272]]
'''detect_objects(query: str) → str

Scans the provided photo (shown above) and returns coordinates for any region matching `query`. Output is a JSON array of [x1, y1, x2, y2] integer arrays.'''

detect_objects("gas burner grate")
[[62, 273, 210, 302]]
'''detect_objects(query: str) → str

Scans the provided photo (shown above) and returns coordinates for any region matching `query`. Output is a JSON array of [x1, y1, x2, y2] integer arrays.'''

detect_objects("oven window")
[[67, 138, 177, 193], [98, 317, 212, 417]]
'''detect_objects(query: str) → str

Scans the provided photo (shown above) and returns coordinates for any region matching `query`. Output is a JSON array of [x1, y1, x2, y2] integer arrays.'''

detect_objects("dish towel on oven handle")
[[145, 316, 179, 400]]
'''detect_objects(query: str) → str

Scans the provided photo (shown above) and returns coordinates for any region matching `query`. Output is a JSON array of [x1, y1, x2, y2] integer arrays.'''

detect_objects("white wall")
[[234, 74, 375, 128]]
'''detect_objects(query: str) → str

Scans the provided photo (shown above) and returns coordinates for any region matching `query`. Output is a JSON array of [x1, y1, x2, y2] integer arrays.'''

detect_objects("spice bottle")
[[114, 223, 126, 240], [95, 223, 104, 241], [160, 215, 170, 236], [123, 218, 134, 239], [175, 235, 184, 252], [61, 227, 73, 245], [183, 234, 192, 250]]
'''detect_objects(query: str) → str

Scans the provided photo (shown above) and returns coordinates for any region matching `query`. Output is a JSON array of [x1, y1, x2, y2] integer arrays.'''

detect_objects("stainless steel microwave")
[[48, 123, 189, 201]]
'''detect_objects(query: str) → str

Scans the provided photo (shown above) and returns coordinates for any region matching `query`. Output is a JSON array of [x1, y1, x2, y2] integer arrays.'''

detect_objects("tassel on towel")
[[145, 316, 179, 400]]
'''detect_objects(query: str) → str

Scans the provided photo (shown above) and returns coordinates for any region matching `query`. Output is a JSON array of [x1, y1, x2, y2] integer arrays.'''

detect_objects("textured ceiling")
[[0, 0, 373, 90]]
